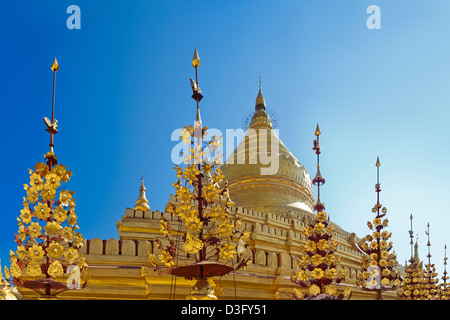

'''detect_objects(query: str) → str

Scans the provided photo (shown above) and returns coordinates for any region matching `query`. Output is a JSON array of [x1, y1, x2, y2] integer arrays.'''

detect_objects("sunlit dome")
[[223, 84, 314, 215]]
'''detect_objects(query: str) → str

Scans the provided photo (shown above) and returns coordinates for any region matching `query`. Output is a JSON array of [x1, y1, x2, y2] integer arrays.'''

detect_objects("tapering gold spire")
[[134, 175, 150, 211], [312, 124, 325, 212], [255, 76, 266, 110], [376, 156, 380, 167], [196, 105, 202, 123], [414, 237, 420, 264], [192, 48, 201, 68], [314, 124, 321, 136]]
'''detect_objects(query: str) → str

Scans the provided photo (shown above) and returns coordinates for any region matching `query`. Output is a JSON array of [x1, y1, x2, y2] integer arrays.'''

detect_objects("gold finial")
[[315, 123, 321, 136], [414, 235, 420, 263], [196, 105, 202, 123], [376, 156, 380, 167], [134, 175, 150, 211], [255, 76, 266, 110], [51, 57, 59, 72], [192, 48, 201, 68]]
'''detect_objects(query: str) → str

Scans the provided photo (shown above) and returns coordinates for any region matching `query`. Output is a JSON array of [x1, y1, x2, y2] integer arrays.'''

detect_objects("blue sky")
[[1, 1, 450, 280]]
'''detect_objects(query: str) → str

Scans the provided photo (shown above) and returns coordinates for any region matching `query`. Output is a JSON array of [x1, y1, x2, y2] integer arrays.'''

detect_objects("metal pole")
[[50, 70, 56, 151]]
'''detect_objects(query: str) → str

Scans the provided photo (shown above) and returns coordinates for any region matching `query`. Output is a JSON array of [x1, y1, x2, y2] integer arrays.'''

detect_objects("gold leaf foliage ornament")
[[8, 157, 87, 292], [48, 261, 64, 278], [357, 159, 400, 300], [292, 211, 349, 300], [26, 261, 42, 278], [184, 233, 204, 255], [152, 122, 250, 277]]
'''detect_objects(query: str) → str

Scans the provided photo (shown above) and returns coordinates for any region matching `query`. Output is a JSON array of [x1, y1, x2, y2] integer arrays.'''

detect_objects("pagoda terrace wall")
[[29, 200, 400, 300], [117, 198, 367, 287]]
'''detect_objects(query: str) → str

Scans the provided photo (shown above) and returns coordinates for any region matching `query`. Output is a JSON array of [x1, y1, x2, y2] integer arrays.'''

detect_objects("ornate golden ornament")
[[357, 159, 400, 300], [292, 210, 348, 299], [9, 157, 88, 293]]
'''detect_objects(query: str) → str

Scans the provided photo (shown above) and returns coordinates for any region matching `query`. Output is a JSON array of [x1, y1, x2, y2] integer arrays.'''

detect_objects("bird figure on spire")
[[189, 77, 203, 103], [43, 117, 58, 133]]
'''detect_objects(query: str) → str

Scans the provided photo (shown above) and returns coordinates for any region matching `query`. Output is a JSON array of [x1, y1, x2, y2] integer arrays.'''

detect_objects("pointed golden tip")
[[255, 78, 266, 110], [410, 214, 413, 219], [51, 57, 59, 72], [314, 123, 321, 136], [192, 48, 201, 68], [134, 176, 150, 211], [376, 156, 380, 167], [196, 105, 202, 123]]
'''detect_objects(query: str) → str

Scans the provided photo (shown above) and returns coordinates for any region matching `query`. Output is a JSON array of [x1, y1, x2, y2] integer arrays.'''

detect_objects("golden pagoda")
[[222, 82, 314, 216], [14, 53, 405, 300]]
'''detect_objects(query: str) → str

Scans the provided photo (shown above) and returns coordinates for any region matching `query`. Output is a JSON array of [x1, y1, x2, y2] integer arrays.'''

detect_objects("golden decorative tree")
[[436, 245, 449, 300], [421, 223, 439, 299], [6, 58, 87, 298], [292, 211, 349, 299], [150, 49, 250, 299], [291, 125, 351, 300], [397, 215, 424, 300], [356, 157, 400, 299]]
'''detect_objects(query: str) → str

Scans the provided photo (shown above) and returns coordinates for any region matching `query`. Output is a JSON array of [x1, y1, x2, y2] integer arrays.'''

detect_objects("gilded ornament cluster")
[[8, 154, 87, 291], [150, 123, 250, 275], [291, 210, 351, 299]]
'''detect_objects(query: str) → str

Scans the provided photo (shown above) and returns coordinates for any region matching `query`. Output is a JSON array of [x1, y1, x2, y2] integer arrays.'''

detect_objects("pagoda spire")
[[414, 236, 420, 264], [155, 49, 249, 300], [7, 58, 88, 298], [357, 156, 399, 300], [43, 57, 60, 166], [255, 75, 266, 110], [190, 48, 203, 140], [375, 156, 381, 206], [423, 222, 439, 299], [426, 222, 432, 264], [248, 77, 273, 130], [409, 214, 415, 263], [312, 123, 325, 212], [291, 123, 352, 300], [134, 175, 150, 211], [444, 245, 448, 283], [439, 245, 449, 299], [398, 214, 423, 299]]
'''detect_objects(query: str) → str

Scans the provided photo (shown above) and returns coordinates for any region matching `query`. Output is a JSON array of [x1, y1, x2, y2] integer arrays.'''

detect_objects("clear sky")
[[1, 0, 450, 281]]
